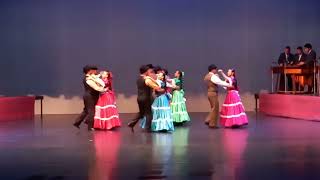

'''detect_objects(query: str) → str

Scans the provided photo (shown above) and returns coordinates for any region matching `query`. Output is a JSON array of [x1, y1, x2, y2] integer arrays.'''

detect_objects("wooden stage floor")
[[1, 112, 320, 180]]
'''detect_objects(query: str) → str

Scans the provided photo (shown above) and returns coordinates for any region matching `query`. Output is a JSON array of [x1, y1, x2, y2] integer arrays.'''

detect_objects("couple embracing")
[[204, 64, 248, 129], [73, 65, 121, 131], [128, 64, 175, 132]]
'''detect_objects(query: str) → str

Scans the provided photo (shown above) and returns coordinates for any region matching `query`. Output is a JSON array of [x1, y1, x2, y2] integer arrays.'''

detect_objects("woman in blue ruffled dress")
[[142, 71, 174, 132], [151, 72, 174, 132]]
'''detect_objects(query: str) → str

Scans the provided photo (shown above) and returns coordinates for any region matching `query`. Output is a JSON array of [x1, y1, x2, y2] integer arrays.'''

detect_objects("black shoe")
[[142, 129, 152, 133], [209, 125, 219, 129], [73, 123, 80, 129], [128, 121, 135, 127], [127, 122, 135, 132], [88, 128, 95, 131]]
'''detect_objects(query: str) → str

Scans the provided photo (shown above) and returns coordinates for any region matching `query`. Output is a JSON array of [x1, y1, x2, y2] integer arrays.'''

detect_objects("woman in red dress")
[[94, 71, 121, 130]]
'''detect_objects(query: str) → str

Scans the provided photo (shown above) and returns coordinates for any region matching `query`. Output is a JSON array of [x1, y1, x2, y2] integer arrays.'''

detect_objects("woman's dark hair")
[[162, 73, 167, 90], [177, 71, 184, 90], [162, 73, 169, 100], [153, 66, 162, 74], [230, 69, 236, 78], [230, 69, 238, 90], [106, 70, 113, 91], [163, 68, 169, 76]]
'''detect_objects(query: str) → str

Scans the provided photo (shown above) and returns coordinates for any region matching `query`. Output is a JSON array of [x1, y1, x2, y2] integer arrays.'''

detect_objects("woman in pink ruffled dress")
[[93, 71, 121, 130], [219, 69, 248, 128]]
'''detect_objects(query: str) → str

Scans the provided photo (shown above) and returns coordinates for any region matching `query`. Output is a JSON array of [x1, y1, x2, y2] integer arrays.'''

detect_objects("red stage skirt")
[[94, 91, 121, 130], [220, 90, 248, 128]]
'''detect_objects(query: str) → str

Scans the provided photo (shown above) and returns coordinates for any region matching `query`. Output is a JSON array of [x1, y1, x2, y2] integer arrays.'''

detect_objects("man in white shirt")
[[74, 65, 106, 131], [204, 64, 232, 128]]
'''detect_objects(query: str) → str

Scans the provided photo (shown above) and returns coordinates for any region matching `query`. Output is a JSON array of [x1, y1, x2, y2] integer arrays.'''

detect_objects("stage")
[[259, 93, 320, 121], [1, 113, 320, 179]]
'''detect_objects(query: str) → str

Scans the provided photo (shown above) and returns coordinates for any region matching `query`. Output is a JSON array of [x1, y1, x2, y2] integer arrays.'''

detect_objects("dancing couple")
[[204, 64, 248, 129], [128, 64, 190, 132], [153, 66, 191, 124], [73, 65, 121, 131]]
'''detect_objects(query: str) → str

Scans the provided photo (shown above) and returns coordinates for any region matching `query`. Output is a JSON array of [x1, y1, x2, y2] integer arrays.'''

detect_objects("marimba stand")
[[271, 65, 319, 95]]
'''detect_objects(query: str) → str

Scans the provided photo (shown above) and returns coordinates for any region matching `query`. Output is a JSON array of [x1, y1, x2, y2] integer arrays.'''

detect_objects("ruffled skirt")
[[220, 90, 248, 128], [141, 94, 174, 132], [94, 91, 121, 130], [171, 90, 190, 123]]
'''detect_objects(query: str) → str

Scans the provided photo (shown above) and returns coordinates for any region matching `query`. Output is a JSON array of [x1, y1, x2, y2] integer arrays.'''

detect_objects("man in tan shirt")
[[204, 64, 232, 128]]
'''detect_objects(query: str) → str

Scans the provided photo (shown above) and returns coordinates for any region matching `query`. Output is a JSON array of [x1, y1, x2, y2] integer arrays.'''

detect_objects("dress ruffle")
[[220, 90, 248, 128], [171, 90, 190, 123], [141, 94, 174, 132], [94, 91, 121, 130]]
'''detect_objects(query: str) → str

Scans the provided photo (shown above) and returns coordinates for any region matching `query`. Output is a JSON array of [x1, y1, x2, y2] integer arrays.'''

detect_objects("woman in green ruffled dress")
[[171, 71, 190, 124]]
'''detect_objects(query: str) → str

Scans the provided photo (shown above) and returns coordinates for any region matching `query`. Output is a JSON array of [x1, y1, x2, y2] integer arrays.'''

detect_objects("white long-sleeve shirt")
[[210, 72, 232, 87], [85, 75, 105, 92]]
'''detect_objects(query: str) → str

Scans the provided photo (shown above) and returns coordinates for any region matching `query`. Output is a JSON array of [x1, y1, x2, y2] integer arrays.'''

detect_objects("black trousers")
[[74, 94, 98, 130], [129, 98, 153, 130]]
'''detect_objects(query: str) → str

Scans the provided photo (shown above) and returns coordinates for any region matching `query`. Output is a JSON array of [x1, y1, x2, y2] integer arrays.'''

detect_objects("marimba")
[[271, 65, 320, 94]]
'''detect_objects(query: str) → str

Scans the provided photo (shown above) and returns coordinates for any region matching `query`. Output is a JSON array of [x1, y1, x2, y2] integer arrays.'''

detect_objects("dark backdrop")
[[1, 0, 319, 97]]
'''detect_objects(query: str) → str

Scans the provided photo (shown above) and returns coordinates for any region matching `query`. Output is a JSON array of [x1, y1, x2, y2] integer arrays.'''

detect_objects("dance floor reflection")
[[1, 113, 320, 179]]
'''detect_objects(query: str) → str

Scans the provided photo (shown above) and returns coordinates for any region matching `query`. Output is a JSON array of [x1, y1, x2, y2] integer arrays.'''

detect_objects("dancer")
[[74, 65, 106, 131], [163, 68, 175, 95], [171, 71, 190, 124], [145, 71, 174, 132], [219, 69, 248, 128], [93, 71, 121, 130], [153, 66, 174, 95], [153, 66, 163, 74], [204, 64, 232, 128], [128, 64, 163, 132]]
